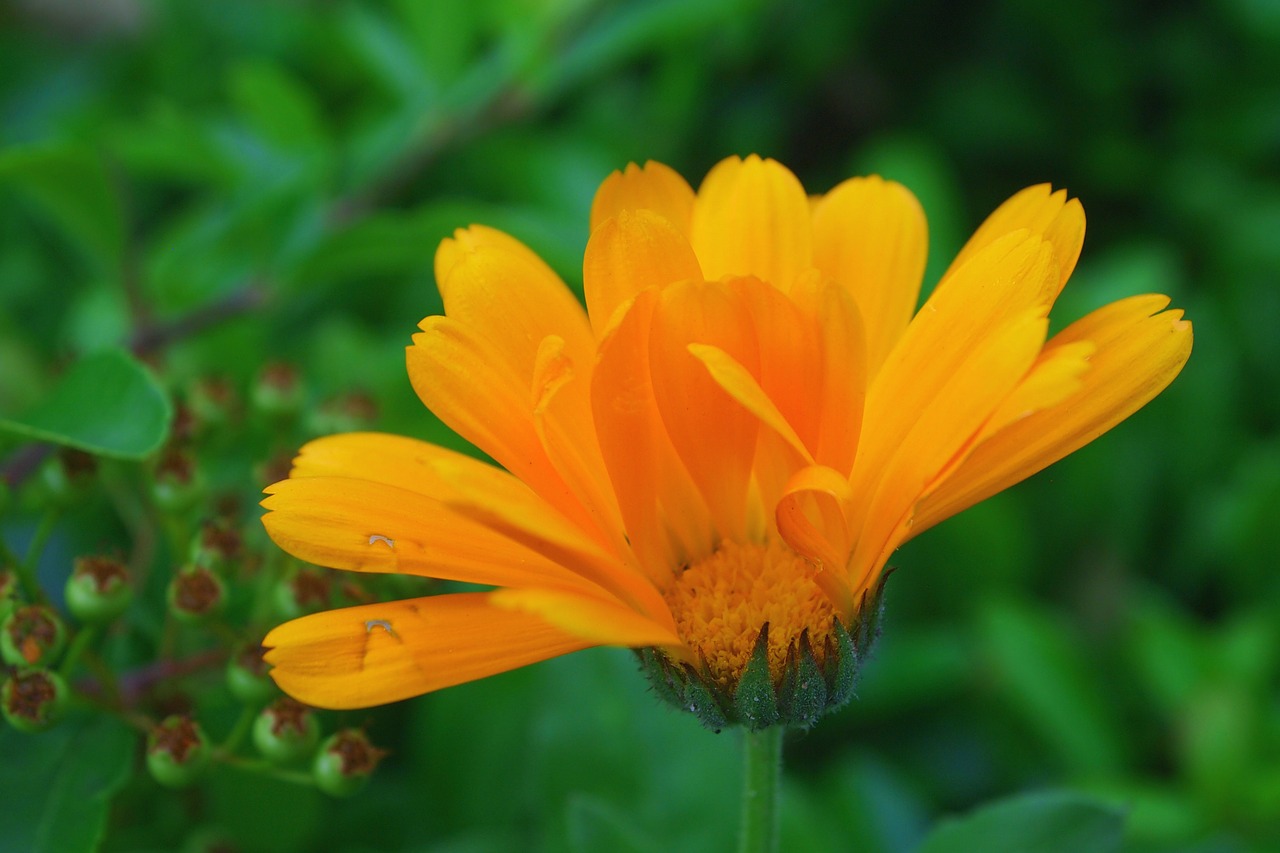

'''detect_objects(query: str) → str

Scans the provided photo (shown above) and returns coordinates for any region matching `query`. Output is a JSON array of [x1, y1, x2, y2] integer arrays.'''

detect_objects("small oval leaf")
[[0, 349, 172, 459]]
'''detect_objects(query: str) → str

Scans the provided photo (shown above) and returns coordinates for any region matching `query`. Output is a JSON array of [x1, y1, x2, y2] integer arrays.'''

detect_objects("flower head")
[[261, 156, 1192, 728]]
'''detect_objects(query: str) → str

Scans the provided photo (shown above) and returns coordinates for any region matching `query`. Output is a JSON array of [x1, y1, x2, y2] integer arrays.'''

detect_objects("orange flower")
[[261, 156, 1191, 727]]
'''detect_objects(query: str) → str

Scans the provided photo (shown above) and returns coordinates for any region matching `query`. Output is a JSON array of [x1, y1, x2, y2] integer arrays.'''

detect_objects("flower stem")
[[738, 726, 784, 853]]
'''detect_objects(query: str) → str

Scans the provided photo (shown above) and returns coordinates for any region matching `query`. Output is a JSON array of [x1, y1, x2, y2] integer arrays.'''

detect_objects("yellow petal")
[[490, 586, 681, 647], [434, 224, 564, 298], [262, 477, 595, 592], [591, 288, 715, 575], [590, 160, 696, 235], [690, 155, 812, 289], [811, 176, 926, 378], [852, 232, 1058, 526], [583, 209, 703, 337], [263, 594, 593, 709], [649, 280, 761, 542], [942, 184, 1084, 298], [849, 308, 1051, 592], [912, 295, 1193, 532]]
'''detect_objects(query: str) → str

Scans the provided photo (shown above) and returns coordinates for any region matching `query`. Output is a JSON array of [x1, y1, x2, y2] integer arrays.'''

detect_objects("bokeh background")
[[1, 0, 1276, 851]]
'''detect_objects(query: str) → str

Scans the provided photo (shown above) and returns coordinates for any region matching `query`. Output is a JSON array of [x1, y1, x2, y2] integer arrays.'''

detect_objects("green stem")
[[59, 625, 100, 678], [738, 726, 784, 853], [17, 507, 60, 602], [220, 703, 258, 754]]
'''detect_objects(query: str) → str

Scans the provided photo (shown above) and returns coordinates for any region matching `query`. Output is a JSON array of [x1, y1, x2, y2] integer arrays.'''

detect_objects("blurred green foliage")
[[1, 0, 1276, 851]]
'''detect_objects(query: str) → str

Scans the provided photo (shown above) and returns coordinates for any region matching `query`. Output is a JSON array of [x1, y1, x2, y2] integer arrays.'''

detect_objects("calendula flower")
[[261, 156, 1192, 730]]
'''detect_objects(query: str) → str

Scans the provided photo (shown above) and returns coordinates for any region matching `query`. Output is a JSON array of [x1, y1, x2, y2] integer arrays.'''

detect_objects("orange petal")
[[687, 343, 812, 464], [787, 274, 867, 474], [942, 184, 1085, 298], [912, 295, 1192, 532], [591, 288, 715, 575], [407, 318, 578, 519], [263, 594, 592, 709], [590, 160, 696, 236], [649, 280, 761, 542], [690, 155, 812, 289], [424, 448, 668, 622], [490, 586, 681, 646], [775, 465, 856, 614], [811, 176, 927, 378], [262, 477, 595, 592], [583, 209, 703, 336], [433, 226, 594, 391]]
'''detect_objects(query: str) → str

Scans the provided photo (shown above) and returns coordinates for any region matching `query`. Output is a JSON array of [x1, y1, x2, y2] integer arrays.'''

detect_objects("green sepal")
[[777, 630, 828, 728], [732, 624, 780, 731], [634, 647, 730, 732], [824, 616, 860, 709], [636, 570, 891, 732]]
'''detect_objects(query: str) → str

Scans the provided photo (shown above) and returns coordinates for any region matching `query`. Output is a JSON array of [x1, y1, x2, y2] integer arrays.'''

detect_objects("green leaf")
[[915, 790, 1126, 853], [0, 715, 136, 852], [566, 793, 661, 853], [0, 349, 172, 459], [228, 60, 327, 150], [978, 600, 1127, 776], [0, 144, 125, 269]]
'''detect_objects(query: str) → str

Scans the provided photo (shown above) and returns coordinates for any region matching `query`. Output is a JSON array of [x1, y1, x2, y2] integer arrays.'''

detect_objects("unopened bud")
[[2, 668, 68, 732], [226, 644, 274, 705], [253, 697, 320, 764], [273, 568, 331, 621], [307, 390, 378, 435], [41, 449, 97, 505], [312, 729, 384, 797], [167, 566, 225, 624], [65, 555, 132, 624], [253, 362, 303, 418], [147, 715, 210, 788], [152, 447, 203, 512], [188, 518, 243, 573], [1, 604, 67, 667]]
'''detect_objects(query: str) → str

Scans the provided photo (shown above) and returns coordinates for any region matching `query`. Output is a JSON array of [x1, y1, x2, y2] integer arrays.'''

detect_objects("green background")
[[1, 0, 1276, 850]]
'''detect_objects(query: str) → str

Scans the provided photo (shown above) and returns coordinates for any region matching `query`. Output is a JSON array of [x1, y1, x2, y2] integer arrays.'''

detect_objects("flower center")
[[663, 539, 838, 692]]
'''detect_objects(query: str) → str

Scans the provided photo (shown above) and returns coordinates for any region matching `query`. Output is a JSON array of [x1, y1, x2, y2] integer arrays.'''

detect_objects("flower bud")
[[152, 447, 203, 513], [253, 362, 303, 419], [312, 729, 384, 797], [186, 375, 238, 435], [167, 566, 225, 624], [65, 555, 132, 624], [225, 644, 275, 705], [188, 518, 244, 574], [1, 604, 67, 667], [307, 390, 378, 435], [253, 697, 319, 764], [147, 715, 211, 788], [41, 448, 97, 506], [273, 568, 331, 621], [2, 668, 68, 732]]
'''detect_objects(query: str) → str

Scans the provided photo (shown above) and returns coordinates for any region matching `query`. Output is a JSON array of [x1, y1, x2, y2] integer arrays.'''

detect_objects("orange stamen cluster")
[[663, 539, 837, 692]]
